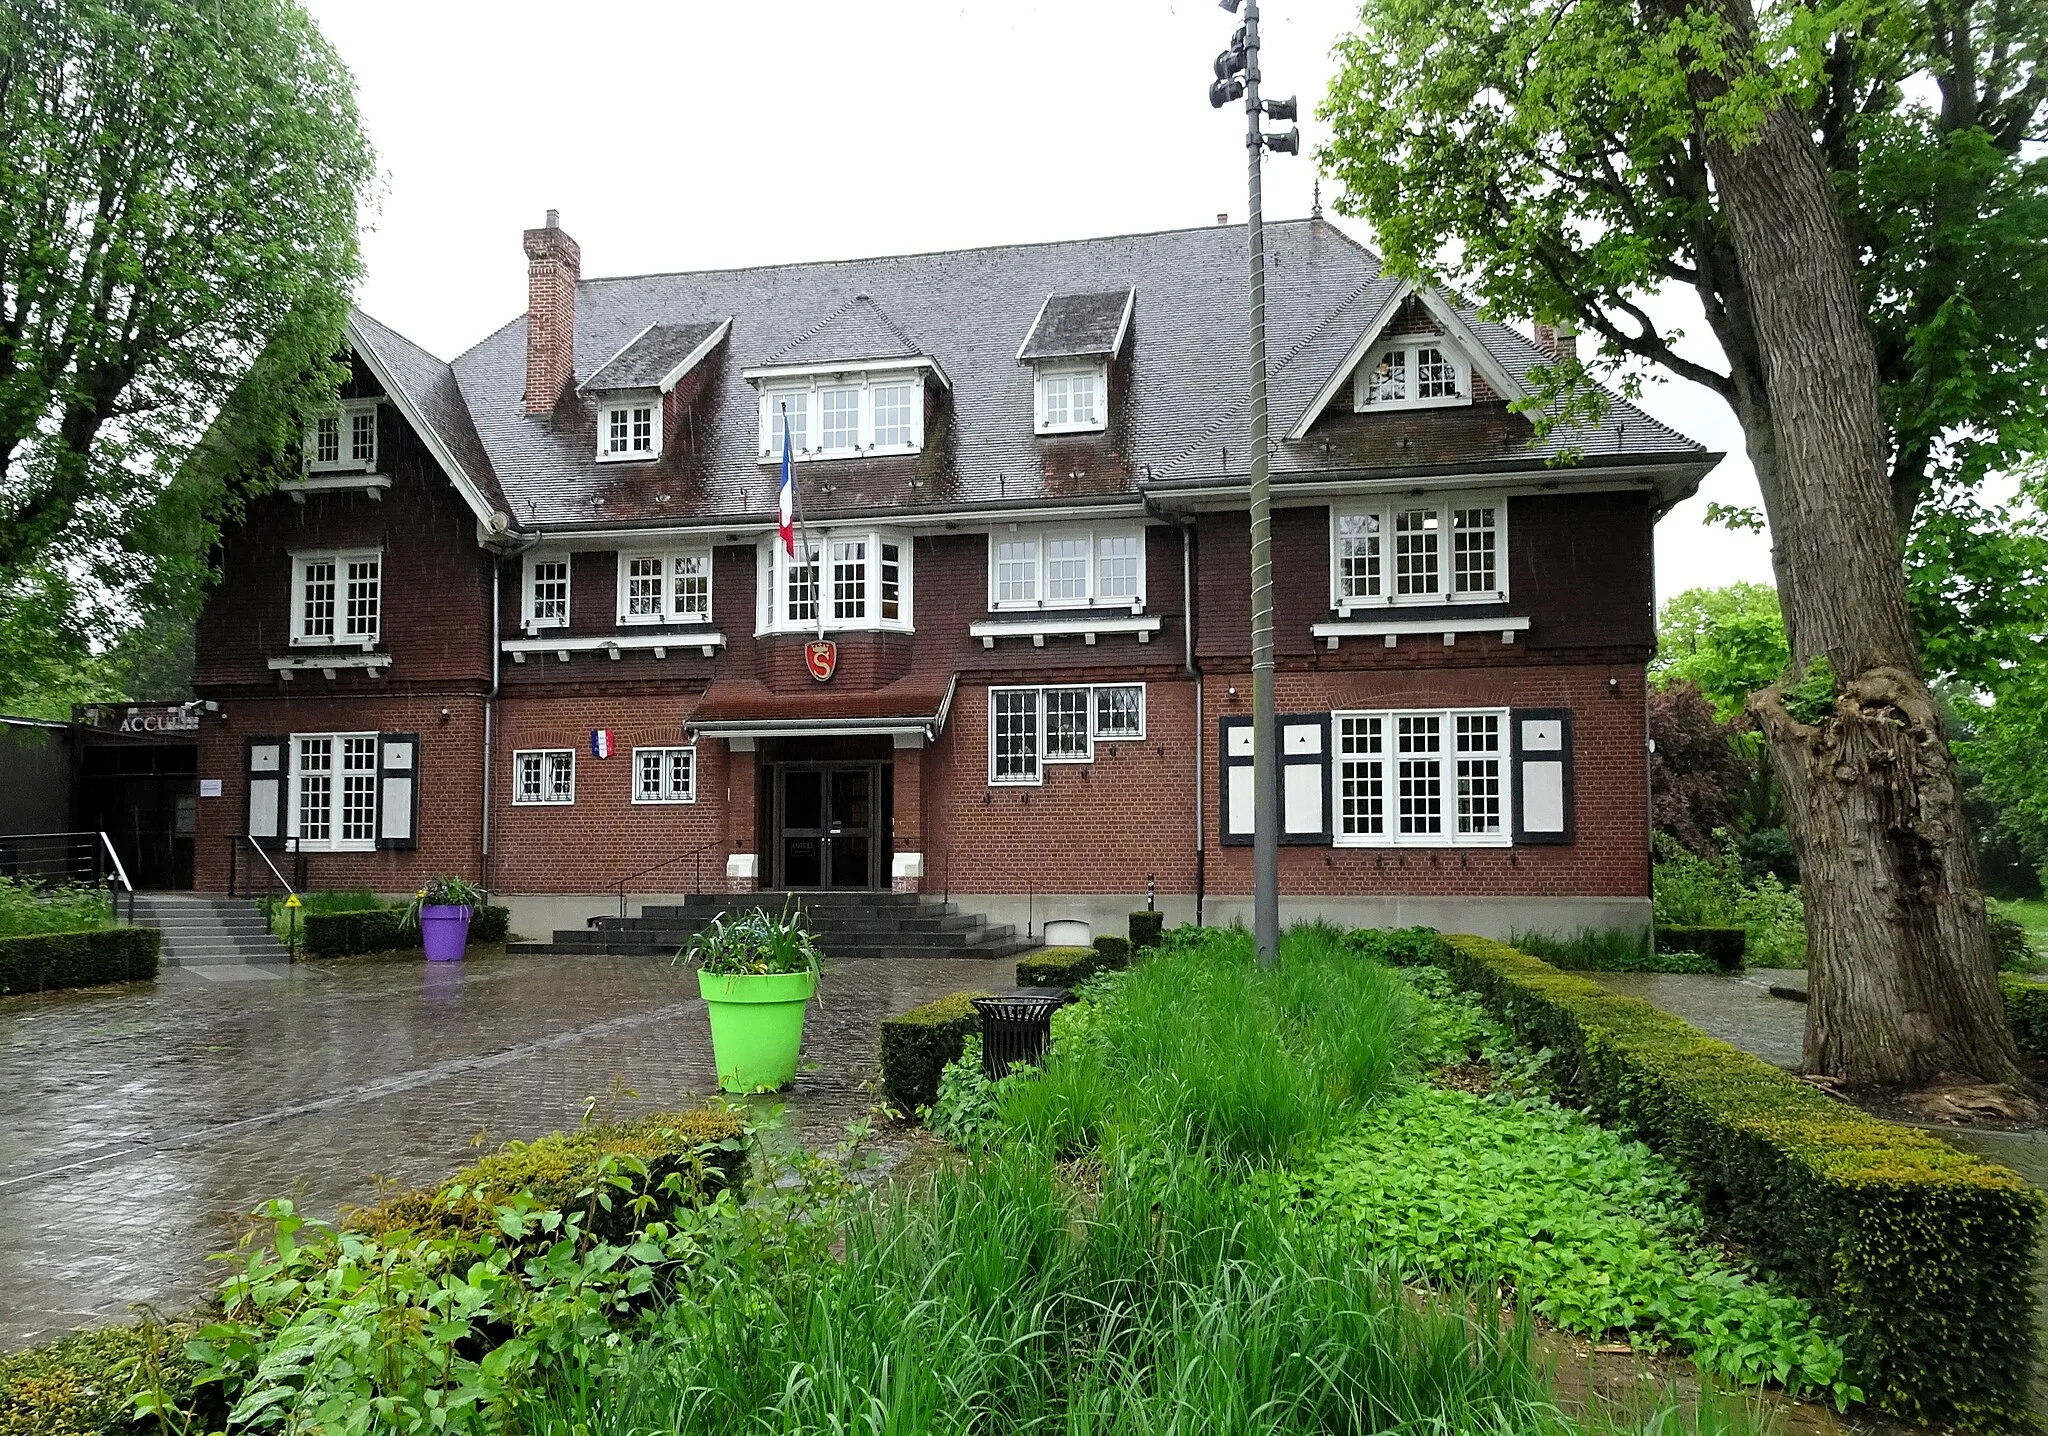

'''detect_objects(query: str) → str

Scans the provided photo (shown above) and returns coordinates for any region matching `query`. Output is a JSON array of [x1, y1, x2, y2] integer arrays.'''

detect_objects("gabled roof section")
[[345, 310, 506, 527], [766, 294, 923, 367], [1284, 286, 1529, 441], [581, 318, 730, 393], [1016, 288, 1135, 362]]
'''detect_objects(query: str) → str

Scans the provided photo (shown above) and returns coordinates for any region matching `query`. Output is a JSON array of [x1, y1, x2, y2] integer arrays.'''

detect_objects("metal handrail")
[[0, 830, 135, 922], [238, 835, 297, 899], [96, 831, 135, 923], [614, 840, 718, 919]]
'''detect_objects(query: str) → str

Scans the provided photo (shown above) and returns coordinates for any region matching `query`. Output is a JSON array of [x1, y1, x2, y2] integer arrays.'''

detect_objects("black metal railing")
[[0, 830, 136, 922], [614, 841, 719, 919]]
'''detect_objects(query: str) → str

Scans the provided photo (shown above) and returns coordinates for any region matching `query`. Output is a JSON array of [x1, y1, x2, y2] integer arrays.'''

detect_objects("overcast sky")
[[300, 0, 1776, 607]]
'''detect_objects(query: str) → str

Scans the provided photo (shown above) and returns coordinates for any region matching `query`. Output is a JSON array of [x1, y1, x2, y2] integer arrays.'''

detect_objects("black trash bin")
[[972, 988, 1069, 1079]]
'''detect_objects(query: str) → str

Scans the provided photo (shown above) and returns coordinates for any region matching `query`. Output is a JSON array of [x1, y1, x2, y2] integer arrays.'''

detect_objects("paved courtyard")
[[0, 951, 1013, 1350]]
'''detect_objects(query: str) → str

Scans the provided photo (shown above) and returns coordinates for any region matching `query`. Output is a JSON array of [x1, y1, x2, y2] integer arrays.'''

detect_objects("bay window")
[[759, 529, 912, 634], [987, 523, 1147, 612], [291, 549, 381, 646], [1329, 500, 1505, 609], [616, 549, 712, 625]]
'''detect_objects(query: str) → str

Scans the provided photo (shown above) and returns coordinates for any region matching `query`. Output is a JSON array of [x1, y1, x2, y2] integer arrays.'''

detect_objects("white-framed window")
[[305, 399, 378, 473], [988, 683, 1147, 784], [1334, 707, 1508, 846], [598, 397, 660, 461], [616, 549, 713, 625], [1033, 361, 1108, 435], [524, 556, 570, 630], [290, 732, 378, 851], [1329, 501, 1506, 609], [1351, 340, 1471, 410], [758, 530, 913, 634], [633, 746, 696, 804], [513, 749, 575, 805], [291, 549, 381, 646], [987, 523, 1147, 611], [757, 370, 926, 460]]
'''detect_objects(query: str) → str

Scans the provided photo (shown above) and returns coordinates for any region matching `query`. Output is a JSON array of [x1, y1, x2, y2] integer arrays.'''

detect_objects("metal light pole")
[[1211, 0, 1299, 967]]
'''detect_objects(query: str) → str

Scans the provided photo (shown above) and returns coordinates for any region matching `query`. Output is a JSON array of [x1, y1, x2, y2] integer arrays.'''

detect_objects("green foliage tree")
[[0, 0, 373, 711], [1652, 583, 1789, 720], [1323, 0, 2042, 1091]]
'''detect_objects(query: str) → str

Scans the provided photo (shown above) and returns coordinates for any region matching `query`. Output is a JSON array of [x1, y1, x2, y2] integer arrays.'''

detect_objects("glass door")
[[774, 764, 880, 889], [826, 767, 873, 889]]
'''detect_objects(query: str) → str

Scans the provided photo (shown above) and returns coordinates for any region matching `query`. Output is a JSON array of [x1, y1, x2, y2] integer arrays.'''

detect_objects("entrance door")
[[773, 763, 880, 889]]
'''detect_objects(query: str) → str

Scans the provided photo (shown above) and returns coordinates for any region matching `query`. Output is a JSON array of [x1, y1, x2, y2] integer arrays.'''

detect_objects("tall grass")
[[999, 921, 1415, 1166], [0, 876, 113, 937], [1511, 926, 1656, 971]]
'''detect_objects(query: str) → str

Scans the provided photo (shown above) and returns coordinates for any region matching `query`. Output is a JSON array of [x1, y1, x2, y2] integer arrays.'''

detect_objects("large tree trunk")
[[1660, 0, 2026, 1091]]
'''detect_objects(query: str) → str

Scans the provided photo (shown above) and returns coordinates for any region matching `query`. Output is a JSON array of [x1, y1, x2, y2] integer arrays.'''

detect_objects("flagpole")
[[781, 401, 824, 643]]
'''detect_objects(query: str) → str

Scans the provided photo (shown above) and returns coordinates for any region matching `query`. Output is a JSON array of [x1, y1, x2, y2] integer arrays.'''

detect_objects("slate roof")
[[582, 320, 727, 392], [347, 309, 504, 513], [1017, 289, 1134, 361], [352, 219, 1710, 534]]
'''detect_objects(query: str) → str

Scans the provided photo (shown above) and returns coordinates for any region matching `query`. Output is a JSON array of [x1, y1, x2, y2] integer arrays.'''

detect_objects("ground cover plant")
[[0, 875, 112, 936]]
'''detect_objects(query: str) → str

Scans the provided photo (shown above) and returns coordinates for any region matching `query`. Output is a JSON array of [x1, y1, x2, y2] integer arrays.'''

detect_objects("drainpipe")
[[483, 537, 538, 894], [1183, 520, 1205, 927]]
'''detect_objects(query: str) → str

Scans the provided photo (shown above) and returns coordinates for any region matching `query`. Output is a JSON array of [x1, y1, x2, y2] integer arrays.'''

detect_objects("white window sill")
[[616, 614, 713, 628], [1331, 833, 1513, 848], [755, 447, 926, 464], [511, 800, 576, 807], [970, 613, 1161, 648], [754, 622, 914, 638], [630, 796, 699, 806], [1034, 423, 1107, 437], [289, 841, 378, 854], [1311, 616, 1529, 650], [595, 450, 660, 464], [1353, 395, 1473, 413], [268, 654, 391, 680], [282, 474, 390, 501], [289, 637, 380, 651], [502, 632, 727, 662]]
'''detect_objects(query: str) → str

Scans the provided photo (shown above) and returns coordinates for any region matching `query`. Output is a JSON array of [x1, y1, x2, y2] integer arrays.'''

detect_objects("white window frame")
[[987, 683, 1147, 785], [597, 395, 661, 462], [632, 745, 697, 804], [1328, 501, 1507, 611], [288, 731, 380, 852], [1332, 707, 1509, 848], [1033, 360, 1108, 435], [987, 523, 1147, 613], [1350, 340, 1472, 411], [1043, 686, 1095, 764], [290, 548, 382, 648], [615, 548, 713, 626], [512, 748, 576, 806], [523, 554, 571, 631], [304, 399, 378, 473], [756, 530, 913, 635], [756, 370, 926, 460]]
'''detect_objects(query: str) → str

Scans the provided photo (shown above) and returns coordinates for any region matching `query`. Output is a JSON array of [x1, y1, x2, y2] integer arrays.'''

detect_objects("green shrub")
[[302, 904, 510, 958], [878, 990, 988, 1112], [1015, 945, 1116, 988], [470, 904, 510, 943], [1339, 925, 1444, 966], [1437, 934, 2042, 1427], [0, 926, 160, 995], [1988, 910, 2034, 972], [0, 877, 113, 938], [1653, 834, 1807, 964], [1091, 933, 1132, 967], [352, 1108, 747, 1248], [2001, 975, 2048, 1060], [1128, 910, 1165, 949], [1656, 925, 1746, 970], [0, 1320, 211, 1436]]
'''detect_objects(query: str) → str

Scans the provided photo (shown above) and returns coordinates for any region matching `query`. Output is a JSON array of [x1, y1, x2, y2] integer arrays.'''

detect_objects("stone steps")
[[514, 891, 1032, 961], [132, 894, 294, 967]]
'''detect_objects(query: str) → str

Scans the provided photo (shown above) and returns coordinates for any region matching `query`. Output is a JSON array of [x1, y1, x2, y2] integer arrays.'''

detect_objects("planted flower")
[[681, 903, 823, 1093], [403, 876, 483, 962]]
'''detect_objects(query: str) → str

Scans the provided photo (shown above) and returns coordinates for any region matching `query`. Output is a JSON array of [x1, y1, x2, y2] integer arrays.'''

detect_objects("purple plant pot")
[[421, 904, 473, 962]]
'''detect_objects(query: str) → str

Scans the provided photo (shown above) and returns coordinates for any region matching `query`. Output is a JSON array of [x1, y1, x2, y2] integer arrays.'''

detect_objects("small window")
[[527, 558, 569, 629], [1093, 685, 1145, 740], [618, 548, 712, 625], [820, 387, 860, 453], [290, 731, 379, 851], [305, 400, 378, 472], [786, 540, 821, 625], [1396, 714, 1443, 837], [633, 746, 696, 804], [833, 538, 868, 621], [1034, 363, 1108, 434], [292, 549, 380, 646], [1455, 712, 1504, 836], [1394, 508, 1440, 596], [988, 524, 1146, 611], [1331, 501, 1504, 609], [1047, 536, 1090, 603], [599, 399, 659, 461], [990, 688, 1041, 785], [1044, 687, 1094, 762], [1337, 715, 1386, 839], [995, 538, 1039, 605], [880, 542, 902, 622], [1336, 513, 1380, 602], [1452, 507, 1497, 595], [625, 556, 664, 617], [1096, 532, 1142, 603], [768, 392, 809, 455], [672, 553, 711, 620], [514, 749, 575, 805], [1353, 341, 1470, 410], [873, 383, 915, 448]]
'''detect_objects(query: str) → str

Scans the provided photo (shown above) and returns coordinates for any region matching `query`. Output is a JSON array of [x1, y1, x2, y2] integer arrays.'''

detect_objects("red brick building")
[[191, 214, 1715, 942]]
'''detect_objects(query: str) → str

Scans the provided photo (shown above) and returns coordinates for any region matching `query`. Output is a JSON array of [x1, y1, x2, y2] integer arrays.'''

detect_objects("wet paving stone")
[[0, 951, 1013, 1350]]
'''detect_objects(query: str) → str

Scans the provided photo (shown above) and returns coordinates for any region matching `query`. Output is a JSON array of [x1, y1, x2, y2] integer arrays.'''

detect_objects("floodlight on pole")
[[1206, 0, 1294, 967]]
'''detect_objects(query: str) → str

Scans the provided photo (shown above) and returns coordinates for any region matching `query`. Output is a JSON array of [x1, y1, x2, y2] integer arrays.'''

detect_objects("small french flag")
[[777, 412, 796, 557], [590, 729, 613, 759]]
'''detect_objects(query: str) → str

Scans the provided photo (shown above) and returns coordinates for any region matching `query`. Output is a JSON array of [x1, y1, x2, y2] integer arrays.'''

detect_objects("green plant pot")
[[697, 968, 818, 1093]]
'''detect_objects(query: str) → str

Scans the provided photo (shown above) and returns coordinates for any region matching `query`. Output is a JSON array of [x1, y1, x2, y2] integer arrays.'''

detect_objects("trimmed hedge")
[[1093, 933, 1132, 967], [2002, 975, 2048, 1061], [0, 1321, 212, 1436], [1016, 943, 1132, 989], [0, 926, 160, 995], [879, 990, 989, 1112], [1129, 910, 1165, 950], [1655, 925, 1746, 971], [302, 904, 511, 958], [1439, 934, 2042, 1427], [352, 1107, 746, 1248]]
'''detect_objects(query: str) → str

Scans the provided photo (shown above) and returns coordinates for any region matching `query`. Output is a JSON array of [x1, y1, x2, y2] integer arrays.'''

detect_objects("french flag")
[[777, 411, 796, 556], [590, 729, 613, 759]]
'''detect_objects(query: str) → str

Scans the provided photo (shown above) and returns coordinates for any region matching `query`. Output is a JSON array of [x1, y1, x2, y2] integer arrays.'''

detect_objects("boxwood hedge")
[[1655, 924, 1747, 970], [0, 925, 161, 996], [1439, 934, 2042, 1427], [1129, 910, 1165, 950], [879, 990, 988, 1112], [0, 1321, 211, 1436], [302, 904, 510, 958], [2001, 974, 2048, 1061]]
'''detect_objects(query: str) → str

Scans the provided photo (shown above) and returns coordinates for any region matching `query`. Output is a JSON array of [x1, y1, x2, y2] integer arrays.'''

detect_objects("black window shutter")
[[377, 732, 420, 850], [1220, 713, 1332, 846], [1511, 708, 1574, 844], [1219, 716, 1253, 847], [247, 736, 286, 850]]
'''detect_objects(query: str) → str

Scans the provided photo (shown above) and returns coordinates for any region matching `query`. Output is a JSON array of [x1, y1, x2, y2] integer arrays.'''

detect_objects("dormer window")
[[1034, 363, 1106, 435], [305, 400, 377, 472], [754, 369, 927, 460], [598, 397, 659, 461], [1353, 341, 1470, 410]]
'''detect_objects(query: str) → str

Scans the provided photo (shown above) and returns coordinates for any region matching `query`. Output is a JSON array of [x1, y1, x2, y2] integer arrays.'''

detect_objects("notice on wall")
[[199, 778, 223, 798]]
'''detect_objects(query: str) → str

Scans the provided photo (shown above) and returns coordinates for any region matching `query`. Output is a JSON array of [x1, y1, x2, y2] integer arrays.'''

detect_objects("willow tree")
[[0, 0, 373, 678], [1323, 0, 2047, 1092]]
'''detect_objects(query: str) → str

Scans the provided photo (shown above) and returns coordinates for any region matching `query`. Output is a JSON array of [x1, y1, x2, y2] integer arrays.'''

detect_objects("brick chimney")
[[1532, 320, 1580, 361], [1532, 322, 1559, 357], [522, 209, 580, 414]]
